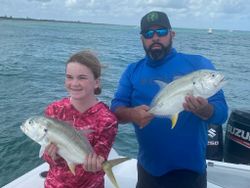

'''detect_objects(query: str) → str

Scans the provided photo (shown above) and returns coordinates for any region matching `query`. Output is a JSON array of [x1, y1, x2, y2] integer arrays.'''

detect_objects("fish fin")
[[102, 157, 130, 188], [39, 145, 46, 158], [171, 114, 179, 129], [154, 80, 168, 89], [173, 75, 183, 80], [67, 162, 76, 175], [39, 137, 51, 158]]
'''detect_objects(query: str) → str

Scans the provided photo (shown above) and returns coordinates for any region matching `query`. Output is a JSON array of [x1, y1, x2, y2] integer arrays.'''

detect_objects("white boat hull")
[[3, 149, 250, 188]]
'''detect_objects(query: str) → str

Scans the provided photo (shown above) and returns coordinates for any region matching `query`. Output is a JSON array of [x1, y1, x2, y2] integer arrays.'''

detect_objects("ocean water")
[[0, 19, 250, 186]]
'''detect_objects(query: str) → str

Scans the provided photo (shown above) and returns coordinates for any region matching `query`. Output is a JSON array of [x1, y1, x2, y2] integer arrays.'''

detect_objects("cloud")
[[27, 0, 51, 2], [219, 0, 249, 14], [65, 0, 77, 7], [1, 0, 250, 30]]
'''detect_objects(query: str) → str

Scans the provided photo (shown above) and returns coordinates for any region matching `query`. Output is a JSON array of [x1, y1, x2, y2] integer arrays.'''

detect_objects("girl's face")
[[65, 62, 100, 101]]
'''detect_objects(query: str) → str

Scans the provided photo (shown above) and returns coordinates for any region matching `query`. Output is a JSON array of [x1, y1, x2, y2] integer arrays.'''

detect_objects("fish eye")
[[193, 82, 196, 85], [44, 128, 48, 133]]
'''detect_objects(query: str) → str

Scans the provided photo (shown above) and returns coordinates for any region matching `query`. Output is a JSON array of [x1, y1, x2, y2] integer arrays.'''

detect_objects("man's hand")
[[114, 105, 154, 128], [183, 95, 214, 120], [130, 105, 154, 128]]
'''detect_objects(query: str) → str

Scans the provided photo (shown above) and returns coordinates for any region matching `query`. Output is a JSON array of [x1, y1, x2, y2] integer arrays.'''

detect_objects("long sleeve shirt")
[[43, 98, 118, 188], [111, 48, 228, 176]]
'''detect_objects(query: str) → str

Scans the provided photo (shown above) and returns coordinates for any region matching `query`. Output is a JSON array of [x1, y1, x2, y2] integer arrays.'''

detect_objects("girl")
[[43, 50, 118, 188]]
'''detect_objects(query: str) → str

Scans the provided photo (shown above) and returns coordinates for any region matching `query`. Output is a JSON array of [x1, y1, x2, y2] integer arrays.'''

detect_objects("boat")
[[3, 110, 250, 188], [2, 148, 250, 188], [208, 28, 213, 34]]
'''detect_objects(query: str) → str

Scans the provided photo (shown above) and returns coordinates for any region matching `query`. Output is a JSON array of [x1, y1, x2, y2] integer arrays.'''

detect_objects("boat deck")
[[3, 149, 250, 188]]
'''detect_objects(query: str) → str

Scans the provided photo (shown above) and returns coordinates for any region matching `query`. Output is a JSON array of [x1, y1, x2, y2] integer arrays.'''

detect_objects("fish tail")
[[102, 157, 130, 188]]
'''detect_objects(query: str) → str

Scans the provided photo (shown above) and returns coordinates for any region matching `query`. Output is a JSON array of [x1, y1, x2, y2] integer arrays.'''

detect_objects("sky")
[[1, 0, 250, 31]]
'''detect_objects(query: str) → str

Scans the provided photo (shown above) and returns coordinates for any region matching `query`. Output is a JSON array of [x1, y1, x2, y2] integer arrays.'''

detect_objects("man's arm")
[[114, 105, 154, 129], [183, 93, 228, 124]]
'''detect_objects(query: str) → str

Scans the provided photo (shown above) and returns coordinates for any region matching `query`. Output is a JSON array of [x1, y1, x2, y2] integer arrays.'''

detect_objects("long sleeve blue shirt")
[[111, 48, 228, 176]]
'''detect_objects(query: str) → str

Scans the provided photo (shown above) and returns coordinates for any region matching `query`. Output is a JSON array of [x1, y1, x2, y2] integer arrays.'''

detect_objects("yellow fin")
[[67, 162, 76, 175], [102, 157, 130, 188], [171, 114, 179, 129]]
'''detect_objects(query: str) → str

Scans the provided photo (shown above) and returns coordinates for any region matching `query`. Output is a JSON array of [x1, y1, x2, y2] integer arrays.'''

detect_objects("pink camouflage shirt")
[[43, 98, 118, 188]]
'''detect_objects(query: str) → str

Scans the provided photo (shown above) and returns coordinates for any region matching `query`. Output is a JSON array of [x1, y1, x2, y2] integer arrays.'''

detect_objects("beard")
[[144, 40, 172, 61]]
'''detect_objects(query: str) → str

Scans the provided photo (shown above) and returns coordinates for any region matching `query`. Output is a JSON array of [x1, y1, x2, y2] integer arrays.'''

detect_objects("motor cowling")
[[224, 110, 250, 165], [206, 124, 224, 161]]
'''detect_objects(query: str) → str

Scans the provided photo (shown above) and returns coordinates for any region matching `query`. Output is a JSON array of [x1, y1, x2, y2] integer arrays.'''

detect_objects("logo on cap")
[[147, 12, 159, 22]]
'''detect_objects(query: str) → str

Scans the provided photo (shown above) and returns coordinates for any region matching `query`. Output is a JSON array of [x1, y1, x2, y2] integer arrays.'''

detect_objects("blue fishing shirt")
[[111, 48, 228, 176]]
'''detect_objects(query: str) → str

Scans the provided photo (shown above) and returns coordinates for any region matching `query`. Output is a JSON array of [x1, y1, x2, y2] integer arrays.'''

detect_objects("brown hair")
[[66, 50, 102, 95]]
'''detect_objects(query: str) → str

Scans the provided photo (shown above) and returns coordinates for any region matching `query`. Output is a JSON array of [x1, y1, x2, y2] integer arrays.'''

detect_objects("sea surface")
[[0, 19, 250, 187]]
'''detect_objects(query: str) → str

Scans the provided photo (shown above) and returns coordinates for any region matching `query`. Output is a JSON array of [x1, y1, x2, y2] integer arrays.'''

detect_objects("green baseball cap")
[[140, 11, 172, 33]]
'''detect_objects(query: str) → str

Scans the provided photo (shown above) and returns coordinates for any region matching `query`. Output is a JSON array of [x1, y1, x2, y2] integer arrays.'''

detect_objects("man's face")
[[141, 26, 174, 61]]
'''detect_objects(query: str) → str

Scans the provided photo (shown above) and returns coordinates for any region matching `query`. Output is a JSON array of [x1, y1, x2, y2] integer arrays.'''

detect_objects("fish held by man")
[[148, 69, 226, 129], [20, 116, 129, 188]]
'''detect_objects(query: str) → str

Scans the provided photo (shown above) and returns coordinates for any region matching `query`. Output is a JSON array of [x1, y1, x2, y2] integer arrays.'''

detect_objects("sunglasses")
[[142, 29, 170, 39]]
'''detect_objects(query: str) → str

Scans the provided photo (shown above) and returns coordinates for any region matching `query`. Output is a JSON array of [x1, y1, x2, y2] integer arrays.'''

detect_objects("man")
[[111, 11, 228, 188]]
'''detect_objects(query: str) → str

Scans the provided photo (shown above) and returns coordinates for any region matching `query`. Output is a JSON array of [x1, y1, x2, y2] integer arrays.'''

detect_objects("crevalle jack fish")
[[148, 69, 226, 129], [20, 116, 129, 188]]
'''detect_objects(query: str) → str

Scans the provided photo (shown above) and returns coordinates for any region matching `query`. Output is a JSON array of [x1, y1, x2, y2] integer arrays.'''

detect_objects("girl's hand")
[[83, 152, 105, 172], [45, 143, 59, 161]]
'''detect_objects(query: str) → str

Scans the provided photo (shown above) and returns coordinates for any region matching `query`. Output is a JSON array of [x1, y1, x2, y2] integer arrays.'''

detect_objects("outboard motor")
[[224, 110, 250, 164], [206, 124, 223, 161]]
